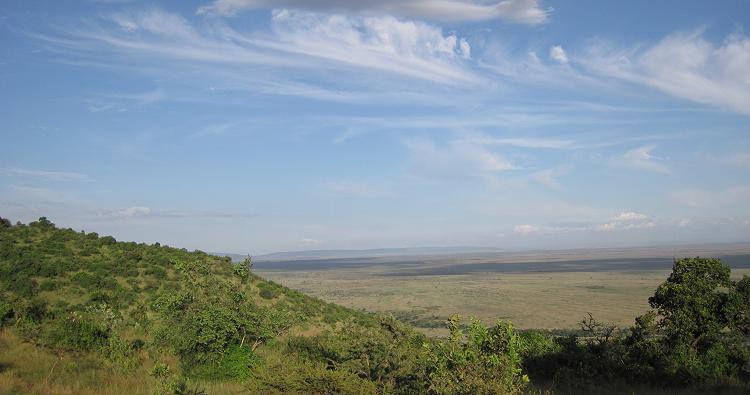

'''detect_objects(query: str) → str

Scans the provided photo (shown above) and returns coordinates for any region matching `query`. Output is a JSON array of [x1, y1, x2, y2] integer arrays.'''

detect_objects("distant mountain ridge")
[[216, 246, 506, 262], [214, 242, 750, 263]]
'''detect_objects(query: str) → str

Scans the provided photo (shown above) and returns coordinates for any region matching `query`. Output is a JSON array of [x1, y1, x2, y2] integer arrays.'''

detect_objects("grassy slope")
[[0, 218, 421, 394]]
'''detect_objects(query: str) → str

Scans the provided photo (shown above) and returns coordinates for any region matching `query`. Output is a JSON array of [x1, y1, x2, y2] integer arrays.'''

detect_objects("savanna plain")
[[255, 246, 750, 335]]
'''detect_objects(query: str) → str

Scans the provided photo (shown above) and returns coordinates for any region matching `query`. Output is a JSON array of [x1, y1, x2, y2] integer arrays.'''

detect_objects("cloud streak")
[[610, 145, 669, 173], [405, 137, 515, 180], [0, 168, 88, 181], [37, 8, 479, 90], [197, 0, 550, 25], [102, 206, 258, 220], [578, 31, 750, 115]]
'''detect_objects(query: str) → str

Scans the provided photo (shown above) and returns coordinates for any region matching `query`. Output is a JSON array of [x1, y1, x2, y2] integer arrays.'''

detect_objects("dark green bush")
[[189, 344, 258, 380], [41, 312, 110, 351], [258, 288, 276, 300]]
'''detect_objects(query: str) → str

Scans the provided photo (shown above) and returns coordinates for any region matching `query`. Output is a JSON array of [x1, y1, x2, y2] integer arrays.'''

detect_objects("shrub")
[[42, 312, 110, 351], [101, 334, 138, 370], [259, 288, 276, 300], [423, 316, 528, 394], [0, 295, 13, 327], [248, 359, 378, 394], [190, 344, 258, 380]]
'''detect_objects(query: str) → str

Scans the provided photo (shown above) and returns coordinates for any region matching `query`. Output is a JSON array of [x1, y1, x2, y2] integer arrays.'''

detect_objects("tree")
[[649, 257, 731, 349], [232, 256, 252, 282], [648, 257, 747, 383], [724, 276, 750, 335]]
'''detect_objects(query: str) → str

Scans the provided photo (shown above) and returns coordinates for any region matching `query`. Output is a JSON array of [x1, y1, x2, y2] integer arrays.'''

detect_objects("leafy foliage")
[[423, 315, 529, 394]]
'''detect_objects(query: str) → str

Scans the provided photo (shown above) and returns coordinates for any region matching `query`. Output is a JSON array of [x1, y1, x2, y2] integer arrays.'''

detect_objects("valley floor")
[[257, 255, 750, 335]]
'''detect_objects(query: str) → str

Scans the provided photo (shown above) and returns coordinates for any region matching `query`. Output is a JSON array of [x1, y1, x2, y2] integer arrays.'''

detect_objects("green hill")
[[1, 217, 749, 394]]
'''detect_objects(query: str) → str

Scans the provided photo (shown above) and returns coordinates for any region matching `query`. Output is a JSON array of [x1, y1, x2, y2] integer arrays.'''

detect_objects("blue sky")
[[1, 0, 749, 254]]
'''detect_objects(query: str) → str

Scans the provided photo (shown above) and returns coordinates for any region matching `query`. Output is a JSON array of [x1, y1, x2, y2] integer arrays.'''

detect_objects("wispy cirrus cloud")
[[610, 145, 669, 173], [197, 0, 551, 25], [102, 206, 258, 220], [261, 9, 477, 84], [404, 136, 515, 180], [36, 8, 479, 91], [578, 30, 750, 115], [0, 168, 88, 181], [464, 134, 574, 149]]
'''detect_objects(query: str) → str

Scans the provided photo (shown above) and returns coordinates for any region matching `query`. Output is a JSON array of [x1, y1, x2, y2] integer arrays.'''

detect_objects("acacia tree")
[[649, 257, 731, 348], [648, 257, 749, 382]]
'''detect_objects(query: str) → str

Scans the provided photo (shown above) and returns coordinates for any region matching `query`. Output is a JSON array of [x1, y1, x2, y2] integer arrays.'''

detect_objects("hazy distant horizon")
[[223, 241, 750, 262]]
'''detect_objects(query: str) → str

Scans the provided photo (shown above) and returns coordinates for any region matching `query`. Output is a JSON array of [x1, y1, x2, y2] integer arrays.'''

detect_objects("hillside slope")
[[1, 217, 749, 394], [0, 217, 440, 394]]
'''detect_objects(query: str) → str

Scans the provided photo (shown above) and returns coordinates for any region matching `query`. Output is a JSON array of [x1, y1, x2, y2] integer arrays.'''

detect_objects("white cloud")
[[549, 45, 567, 63], [612, 211, 648, 221], [405, 137, 514, 180], [513, 224, 541, 235], [198, 0, 550, 25], [266, 10, 478, 84], [515, 212, 657, 235], [42, 9, 479, 88], [0, 168, 88, 181], [101, 207, 257, 220], [480, 44, 608, 92], [470, 136, 573, 149], [579, 31, 750, 115], [596, 211, 655, 231], [113, 206, 152, 218], [610, 145, 668, 173], [459, 38, 471, 59]]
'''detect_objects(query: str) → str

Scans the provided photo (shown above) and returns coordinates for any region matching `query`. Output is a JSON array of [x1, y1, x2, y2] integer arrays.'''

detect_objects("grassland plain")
[[255, 249, 750, 335]]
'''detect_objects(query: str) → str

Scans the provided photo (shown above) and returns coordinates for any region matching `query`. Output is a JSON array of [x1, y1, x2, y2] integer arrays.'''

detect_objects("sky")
[[1, 0, 749, 255]]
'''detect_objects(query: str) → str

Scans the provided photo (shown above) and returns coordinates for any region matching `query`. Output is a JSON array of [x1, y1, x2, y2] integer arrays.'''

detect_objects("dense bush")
[[423, 315, 529, 394], [289, 316, 429, 393], [40, 312, 111, 351]]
